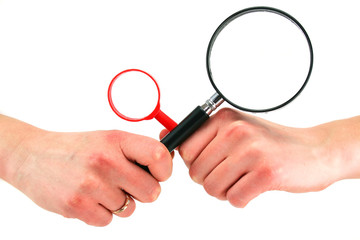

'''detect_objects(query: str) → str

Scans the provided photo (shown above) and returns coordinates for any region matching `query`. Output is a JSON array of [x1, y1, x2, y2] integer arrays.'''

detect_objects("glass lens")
[[110, 70, 159, 119], [209, 10, 311, 111]]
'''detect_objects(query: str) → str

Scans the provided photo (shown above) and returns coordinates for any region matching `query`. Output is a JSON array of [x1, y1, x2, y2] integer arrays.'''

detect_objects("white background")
[[1, 0, 360, 239]]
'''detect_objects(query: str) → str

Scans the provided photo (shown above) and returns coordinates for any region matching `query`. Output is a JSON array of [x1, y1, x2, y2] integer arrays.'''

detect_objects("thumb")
[[159, 129, 176, 157], [119, 132, 173, 181]]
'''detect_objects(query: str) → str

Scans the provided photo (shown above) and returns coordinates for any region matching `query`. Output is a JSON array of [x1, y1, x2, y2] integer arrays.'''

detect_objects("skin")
[[0, 114, 173, 226], [161, 108, 360, 208]]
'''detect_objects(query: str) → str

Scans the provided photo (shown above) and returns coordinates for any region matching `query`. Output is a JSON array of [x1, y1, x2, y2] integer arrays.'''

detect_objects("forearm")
[[0, 114, 43, 183]]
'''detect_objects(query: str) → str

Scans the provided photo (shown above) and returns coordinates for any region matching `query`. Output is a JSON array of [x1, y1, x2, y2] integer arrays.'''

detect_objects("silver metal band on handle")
[[201, 92, 225, 115]]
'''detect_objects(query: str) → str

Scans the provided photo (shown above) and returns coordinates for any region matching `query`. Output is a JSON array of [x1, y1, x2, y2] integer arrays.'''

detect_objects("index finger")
[[178, 108, 243, 167]]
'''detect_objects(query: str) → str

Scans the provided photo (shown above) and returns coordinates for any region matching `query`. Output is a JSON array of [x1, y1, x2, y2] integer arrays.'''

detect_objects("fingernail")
[[191, 175, 201, 185], [152, 185, 161, 201]]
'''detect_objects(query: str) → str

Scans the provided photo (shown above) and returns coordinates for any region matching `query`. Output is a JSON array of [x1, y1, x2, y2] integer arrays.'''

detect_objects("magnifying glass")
[[108, 6, 313, 154], [108, 69, 177, 131]]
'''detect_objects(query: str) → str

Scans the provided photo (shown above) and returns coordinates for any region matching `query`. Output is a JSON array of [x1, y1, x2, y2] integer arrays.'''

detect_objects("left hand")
[[161, 108, 359, 208]]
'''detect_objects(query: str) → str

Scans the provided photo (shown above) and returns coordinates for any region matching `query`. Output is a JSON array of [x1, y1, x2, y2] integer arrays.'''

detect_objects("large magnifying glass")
[[108, 6, 313, 154], [161, 6, 313, 151]]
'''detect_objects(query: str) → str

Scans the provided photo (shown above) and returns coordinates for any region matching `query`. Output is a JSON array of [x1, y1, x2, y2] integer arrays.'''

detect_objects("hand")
[[1, 116, 172, 226], [165, 108, 360, 208]]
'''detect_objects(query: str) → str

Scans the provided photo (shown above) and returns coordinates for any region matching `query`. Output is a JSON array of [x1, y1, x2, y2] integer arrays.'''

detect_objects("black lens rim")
[[206, 6, 314, 113]]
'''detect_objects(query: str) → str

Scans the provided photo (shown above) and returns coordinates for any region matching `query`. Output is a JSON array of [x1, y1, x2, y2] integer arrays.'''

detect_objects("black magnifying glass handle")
[[161, 93, 224, 152], [135, 93, 223, 174], [160, 106, 209, 152]]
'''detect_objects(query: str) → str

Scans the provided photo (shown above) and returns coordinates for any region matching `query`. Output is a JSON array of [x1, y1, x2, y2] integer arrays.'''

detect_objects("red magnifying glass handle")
[[155, 110, 177, 131]]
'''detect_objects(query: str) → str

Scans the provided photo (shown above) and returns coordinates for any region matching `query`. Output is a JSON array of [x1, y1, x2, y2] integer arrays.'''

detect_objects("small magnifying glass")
[[108, 69, 177, 131], [108, 6, 314, 154]]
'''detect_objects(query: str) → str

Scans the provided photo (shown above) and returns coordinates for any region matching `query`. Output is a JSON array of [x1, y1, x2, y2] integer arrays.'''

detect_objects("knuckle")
[[223, 121, 252, 140], [105, 130, 122, 144], [88, 153, 111, 170], [216, 108, 237, 121], [78, 174, 101, 194], [65, 194, 84, 210], [245, 143, 263, 159], [257, 165, 278, 186]]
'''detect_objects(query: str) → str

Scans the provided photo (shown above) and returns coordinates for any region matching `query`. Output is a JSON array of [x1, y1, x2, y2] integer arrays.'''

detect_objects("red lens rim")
[[107, 69, 161, 122]]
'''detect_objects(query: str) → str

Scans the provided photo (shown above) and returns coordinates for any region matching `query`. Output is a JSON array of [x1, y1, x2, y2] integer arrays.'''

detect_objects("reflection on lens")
[[209, 10, 312, 111], [110, 70, 159, 119]]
